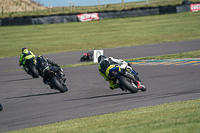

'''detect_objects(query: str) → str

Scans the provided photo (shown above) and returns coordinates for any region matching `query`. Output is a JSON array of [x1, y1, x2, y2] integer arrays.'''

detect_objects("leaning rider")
[[98, 55, 133, 90], [19, 47, 36, 70], [36, 55, 66, 86]]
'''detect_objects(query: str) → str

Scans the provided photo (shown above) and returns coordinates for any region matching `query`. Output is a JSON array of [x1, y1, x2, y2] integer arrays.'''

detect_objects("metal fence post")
[[2, 7, 3, 16]]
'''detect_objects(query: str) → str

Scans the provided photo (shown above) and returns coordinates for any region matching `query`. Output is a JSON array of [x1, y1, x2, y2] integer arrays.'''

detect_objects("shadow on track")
[[64, 92, 132, 102], [0, 78, 33, 83], [64, 89, 200, 102], [5, 92, 61, 99], [152, 89, 200, 100]]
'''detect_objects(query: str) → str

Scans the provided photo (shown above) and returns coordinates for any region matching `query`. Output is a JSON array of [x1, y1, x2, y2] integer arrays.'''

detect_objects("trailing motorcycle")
[[43, 67, 68, 93], [22, 57, 39, 78], [111, 64, 146, 93]]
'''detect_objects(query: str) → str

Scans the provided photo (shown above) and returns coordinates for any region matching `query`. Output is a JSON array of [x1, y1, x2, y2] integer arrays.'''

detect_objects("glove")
[[128, 62, 132, 67]]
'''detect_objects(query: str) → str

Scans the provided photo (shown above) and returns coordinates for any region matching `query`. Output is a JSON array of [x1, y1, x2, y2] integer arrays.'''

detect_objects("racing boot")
[[109, 83, 119, 90], [119, 84, 127, 92], [50, 84, 56, 90], [109, 79, 119, 90]]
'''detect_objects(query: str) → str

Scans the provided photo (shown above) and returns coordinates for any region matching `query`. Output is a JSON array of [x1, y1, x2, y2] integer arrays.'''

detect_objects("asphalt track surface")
[[0, 39, 200, 132]]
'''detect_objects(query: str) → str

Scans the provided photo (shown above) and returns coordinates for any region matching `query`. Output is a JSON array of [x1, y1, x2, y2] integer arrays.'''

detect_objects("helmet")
[[98, 55, 106, 63], [37, 55, 43, 59], [22, 47, 27, 52], [37, 55, 46, 62]]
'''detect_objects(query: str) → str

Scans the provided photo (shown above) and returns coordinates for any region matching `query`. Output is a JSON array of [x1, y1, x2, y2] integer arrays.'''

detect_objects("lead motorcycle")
[[110, 64, 146, 93], [22, 57, 39, 78]]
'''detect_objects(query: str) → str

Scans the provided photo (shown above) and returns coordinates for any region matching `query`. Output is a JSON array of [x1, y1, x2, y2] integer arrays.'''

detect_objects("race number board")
[[94, 50, 103, 63]]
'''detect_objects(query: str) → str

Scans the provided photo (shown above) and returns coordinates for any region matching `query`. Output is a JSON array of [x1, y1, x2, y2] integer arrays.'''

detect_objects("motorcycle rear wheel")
[[30, 65, 39, 78], [119, 76, 138, 93], [51, 77, 67, 93]]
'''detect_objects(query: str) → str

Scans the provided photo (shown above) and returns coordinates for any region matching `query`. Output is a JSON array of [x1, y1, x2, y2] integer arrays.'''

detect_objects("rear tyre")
[[51, 77, 66, 93], [119, 76, 138, 93], [63, 85, 68, 92], [80, 57, 85, 61], [30, 66, 39, 78]]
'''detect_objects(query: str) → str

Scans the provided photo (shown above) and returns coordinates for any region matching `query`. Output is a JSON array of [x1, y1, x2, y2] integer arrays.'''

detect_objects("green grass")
[[0, 11, 200, 58], [126, 50, 200, 61], [6, 99, 200, 133]]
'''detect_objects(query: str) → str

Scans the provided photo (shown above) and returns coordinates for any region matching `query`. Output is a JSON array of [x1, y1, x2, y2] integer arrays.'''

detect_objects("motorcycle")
[[22, 57, 39, 78], [43, 67, 68, 93], [80, 51, 93, 61], [110, 64, 146, 93], [0, 103, 3, 111]]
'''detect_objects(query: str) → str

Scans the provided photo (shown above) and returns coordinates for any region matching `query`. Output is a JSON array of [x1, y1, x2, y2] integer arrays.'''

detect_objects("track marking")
[[129, 59, 200, 66]]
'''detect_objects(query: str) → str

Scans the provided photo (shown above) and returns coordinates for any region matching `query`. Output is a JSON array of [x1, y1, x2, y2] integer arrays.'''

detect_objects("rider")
[[19, 47, 36, 70], [98, 55, 134, 90], [36, 55, 66, 87]]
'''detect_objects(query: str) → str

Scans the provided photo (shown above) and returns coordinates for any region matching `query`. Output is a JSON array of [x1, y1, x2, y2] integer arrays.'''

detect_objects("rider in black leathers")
[[36, 55, 66, 88]]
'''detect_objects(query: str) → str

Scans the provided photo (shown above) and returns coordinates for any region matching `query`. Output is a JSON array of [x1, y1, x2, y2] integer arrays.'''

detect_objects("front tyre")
[[119, 76, 138, 93], [51, 77, 67, 93]]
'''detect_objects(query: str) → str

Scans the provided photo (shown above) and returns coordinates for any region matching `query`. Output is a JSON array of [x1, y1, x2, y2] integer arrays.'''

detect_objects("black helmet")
[[37, 55, 43, 59], [98, 55, 106, 63], [22, 47, 27, 52], [37, 55, 46, 62]]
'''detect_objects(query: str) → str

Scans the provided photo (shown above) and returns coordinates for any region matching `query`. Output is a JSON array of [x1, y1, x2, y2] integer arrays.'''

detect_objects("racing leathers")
[[19, 49, 36, 68], [36, 55, 66, 86], [98, 57, 132, 89]]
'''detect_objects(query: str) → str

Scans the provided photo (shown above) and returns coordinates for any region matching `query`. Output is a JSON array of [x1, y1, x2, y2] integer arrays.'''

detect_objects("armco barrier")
[[1, 17, 32, 26], [176, 5, 190, 13], [99, 7, 159, 19], [0, 4, 192, 26], [32, 15, 78, 25], [159, 6, 177, 14]]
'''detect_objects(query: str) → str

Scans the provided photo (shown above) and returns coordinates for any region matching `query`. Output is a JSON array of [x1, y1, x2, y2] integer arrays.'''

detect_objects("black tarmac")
[[0, 39, 200, 132]]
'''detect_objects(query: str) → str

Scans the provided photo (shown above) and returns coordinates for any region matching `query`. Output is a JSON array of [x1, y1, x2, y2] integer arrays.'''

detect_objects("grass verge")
[[6, 99, 200, 133], [0, 11, 200, 57], [6, 50, 200, 72], [126, 50, 200, 61]]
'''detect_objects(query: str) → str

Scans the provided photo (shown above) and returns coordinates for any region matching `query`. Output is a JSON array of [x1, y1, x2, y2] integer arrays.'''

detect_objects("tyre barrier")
[[0, 4, 191, 26]]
